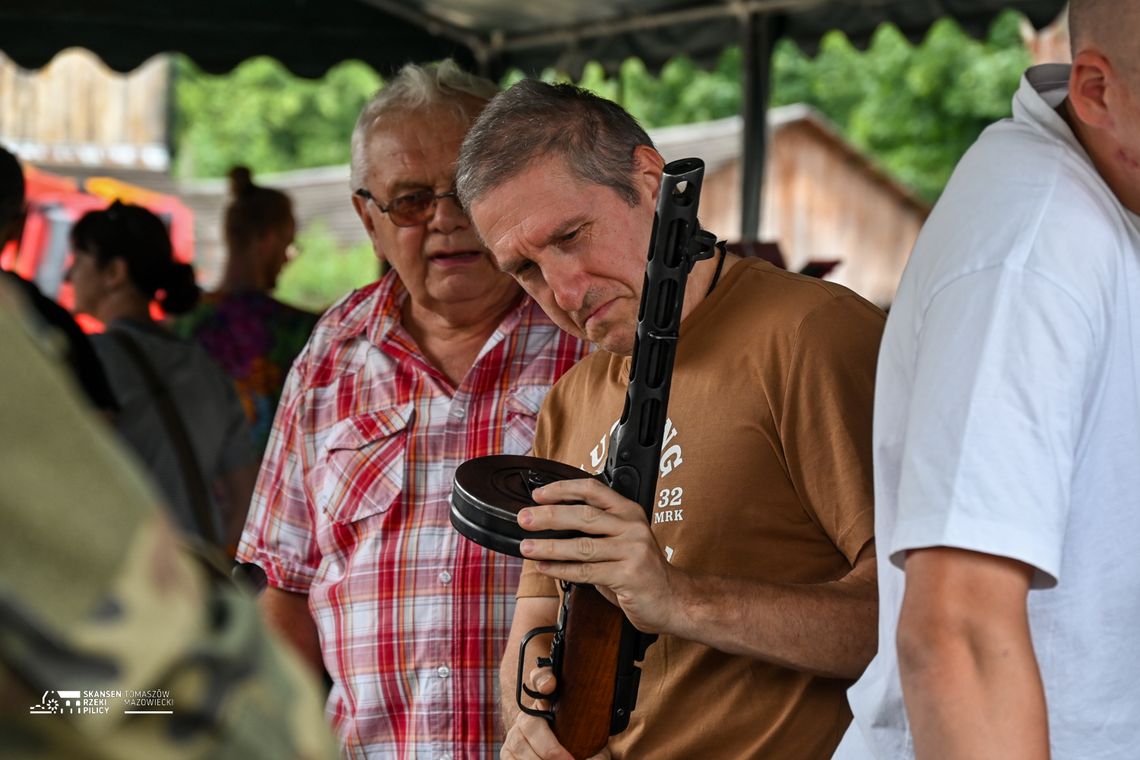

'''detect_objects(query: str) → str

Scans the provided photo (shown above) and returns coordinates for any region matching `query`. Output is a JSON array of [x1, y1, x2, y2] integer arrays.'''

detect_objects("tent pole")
[[740, 11, 775, 243]]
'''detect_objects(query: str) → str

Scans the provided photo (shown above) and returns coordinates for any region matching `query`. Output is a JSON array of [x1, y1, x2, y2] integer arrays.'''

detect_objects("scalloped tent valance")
[[3, 0, 1068, 240], [1, 0, 1068, 79]]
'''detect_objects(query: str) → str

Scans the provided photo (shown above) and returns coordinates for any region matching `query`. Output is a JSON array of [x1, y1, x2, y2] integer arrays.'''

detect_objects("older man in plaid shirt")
[[237, 61, 588, 759]]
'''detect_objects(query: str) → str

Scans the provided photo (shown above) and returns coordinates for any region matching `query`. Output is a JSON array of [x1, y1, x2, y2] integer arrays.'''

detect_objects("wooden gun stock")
[[552, 585, 625, 758], [517, 584, 641, 759]]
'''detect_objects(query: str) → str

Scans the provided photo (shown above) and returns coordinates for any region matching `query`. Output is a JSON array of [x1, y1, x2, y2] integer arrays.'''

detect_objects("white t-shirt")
[[836, 64, 1140, 759]]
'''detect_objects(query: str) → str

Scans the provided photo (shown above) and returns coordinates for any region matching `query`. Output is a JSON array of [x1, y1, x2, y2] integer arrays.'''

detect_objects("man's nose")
[[426, 193, 467, 235], [546, 260, 588, 314]]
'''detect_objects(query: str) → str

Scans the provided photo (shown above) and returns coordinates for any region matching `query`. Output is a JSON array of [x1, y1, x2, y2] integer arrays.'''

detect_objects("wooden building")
[[653, 107, 931, 307]]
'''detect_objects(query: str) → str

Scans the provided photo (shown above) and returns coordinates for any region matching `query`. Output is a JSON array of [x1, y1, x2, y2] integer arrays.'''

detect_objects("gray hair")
[[350, 59, 498, 189], [456, 80, 655, 210]]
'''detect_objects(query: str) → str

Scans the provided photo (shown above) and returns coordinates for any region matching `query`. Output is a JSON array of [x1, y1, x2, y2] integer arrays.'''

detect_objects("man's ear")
[[352, 193, 387, 263], [352, 193, 376, 236], [1069, 49, 1115, 130], [631, 145, 666, 204]]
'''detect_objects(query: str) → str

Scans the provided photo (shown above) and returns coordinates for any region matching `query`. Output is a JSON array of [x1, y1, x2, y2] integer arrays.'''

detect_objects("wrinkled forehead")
[[470, 160, 588, 258], [364, 105, 475, 190]]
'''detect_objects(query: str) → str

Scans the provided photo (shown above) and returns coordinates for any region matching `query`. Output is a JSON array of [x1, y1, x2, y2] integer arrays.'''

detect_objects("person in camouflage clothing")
[[0, 279, 337, 760]]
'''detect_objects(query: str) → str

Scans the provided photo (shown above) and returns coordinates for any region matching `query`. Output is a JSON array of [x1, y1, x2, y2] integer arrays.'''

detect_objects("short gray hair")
[[1069, 0, 1140, 81], [350, 59, 498, 189], [456, 80, 655, 210]]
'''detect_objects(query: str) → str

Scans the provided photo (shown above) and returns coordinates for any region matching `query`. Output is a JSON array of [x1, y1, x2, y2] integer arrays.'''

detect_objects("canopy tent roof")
[[5, 0, 1068, 79], [4, 0, 1069, 241]]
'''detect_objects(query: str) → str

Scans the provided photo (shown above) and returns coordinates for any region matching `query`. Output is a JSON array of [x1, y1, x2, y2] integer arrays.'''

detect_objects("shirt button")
[[437, 665, 451, 679], [452, 406, 466, 419], [440, 755, 452, 760], [438, 571, 452, 585]]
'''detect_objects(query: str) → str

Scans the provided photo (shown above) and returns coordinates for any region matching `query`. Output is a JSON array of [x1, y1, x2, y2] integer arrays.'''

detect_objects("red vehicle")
[[1, 165, 195, 330]]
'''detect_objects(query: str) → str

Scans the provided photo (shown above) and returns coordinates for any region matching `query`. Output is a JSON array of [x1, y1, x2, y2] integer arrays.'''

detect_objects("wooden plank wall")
[[762, 123, 927, 307], [0, 49, 170, 170], [693, 122, 928, 308]]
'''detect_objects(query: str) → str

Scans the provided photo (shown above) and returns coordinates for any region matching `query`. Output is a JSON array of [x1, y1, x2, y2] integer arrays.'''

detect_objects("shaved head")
[[1070, 0, 1140, 75], [1065, 0, 1140, 213]]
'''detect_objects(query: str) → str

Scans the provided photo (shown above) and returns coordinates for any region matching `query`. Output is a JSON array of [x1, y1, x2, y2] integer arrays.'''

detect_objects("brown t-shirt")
[[519, 259, 884, 759]]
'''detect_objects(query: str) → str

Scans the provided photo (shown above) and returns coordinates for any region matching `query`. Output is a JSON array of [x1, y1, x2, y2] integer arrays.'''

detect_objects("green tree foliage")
[[173, 13, 1028, 197], [172, 11, 1031, 301], [553, 12, 1028, 201], [577, 51, 744, 128], [501, 51, 743, 131], [273, 222, 379, 312], [501, 12, 1028, 200], [770, 12, 1030, 199], [172, 56, 382, 179], [173, 57, 384, 308]]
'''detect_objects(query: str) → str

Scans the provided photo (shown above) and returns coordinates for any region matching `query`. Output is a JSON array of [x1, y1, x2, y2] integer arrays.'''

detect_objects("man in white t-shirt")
[[836, 2, 1140, 759]]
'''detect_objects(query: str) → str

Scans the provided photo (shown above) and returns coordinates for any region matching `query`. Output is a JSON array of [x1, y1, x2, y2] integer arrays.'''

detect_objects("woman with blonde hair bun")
[[176, 166, 318, 457]]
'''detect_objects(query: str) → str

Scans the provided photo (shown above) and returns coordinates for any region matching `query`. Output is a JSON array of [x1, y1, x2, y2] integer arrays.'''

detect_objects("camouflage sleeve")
[[0, 282, 337, 760]]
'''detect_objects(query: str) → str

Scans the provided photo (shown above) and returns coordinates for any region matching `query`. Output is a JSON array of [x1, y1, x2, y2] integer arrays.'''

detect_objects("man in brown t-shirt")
[[456, 80, 884, 759]]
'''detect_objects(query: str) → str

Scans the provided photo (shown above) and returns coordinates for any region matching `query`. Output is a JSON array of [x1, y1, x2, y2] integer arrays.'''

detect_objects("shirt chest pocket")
[[318, 404, 414, 525], [503, 386, 546, 456]]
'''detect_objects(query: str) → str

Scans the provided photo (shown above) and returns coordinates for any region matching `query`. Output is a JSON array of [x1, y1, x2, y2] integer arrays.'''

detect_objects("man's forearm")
[[664, 552, 878, 679], [521, 479, 879, 681], [897, 548, 1049, 760], [898, 631, 1049, 760], [259, 587, 324, 674]]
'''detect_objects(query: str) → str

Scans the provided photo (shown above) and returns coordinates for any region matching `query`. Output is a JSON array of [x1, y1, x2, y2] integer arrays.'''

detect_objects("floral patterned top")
[[175, 291, 318, 456]]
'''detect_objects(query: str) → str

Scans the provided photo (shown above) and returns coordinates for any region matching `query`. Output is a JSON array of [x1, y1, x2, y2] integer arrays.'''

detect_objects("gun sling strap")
[[109, 328, 220, 547]]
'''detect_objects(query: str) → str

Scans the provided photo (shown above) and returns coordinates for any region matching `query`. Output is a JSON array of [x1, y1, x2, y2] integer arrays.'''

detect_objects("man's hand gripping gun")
[[450, 158, 716, 759]]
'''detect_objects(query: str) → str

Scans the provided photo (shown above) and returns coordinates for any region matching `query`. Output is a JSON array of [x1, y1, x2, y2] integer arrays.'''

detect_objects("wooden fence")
[[0, 49, 170, 170]]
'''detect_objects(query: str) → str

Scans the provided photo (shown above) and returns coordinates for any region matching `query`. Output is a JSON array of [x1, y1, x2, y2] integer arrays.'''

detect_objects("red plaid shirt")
[[238, 272, 587, 759]]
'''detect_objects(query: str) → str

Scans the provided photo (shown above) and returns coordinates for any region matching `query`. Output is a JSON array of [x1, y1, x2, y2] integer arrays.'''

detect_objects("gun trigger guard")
[[516, 623, 563, 723], [521, 683, 547, 701]]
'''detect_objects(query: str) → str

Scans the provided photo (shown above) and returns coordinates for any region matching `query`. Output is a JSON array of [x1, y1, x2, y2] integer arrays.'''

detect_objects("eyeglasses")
[[355, 186, 462, 227]]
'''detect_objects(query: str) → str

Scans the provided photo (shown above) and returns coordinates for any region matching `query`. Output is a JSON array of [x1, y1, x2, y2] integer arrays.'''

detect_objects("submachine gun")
[[450, 158, 716, 759]]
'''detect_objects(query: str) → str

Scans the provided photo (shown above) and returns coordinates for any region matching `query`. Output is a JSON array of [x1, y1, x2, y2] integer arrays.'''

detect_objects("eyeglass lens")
[[388, 189, 458, 226]]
